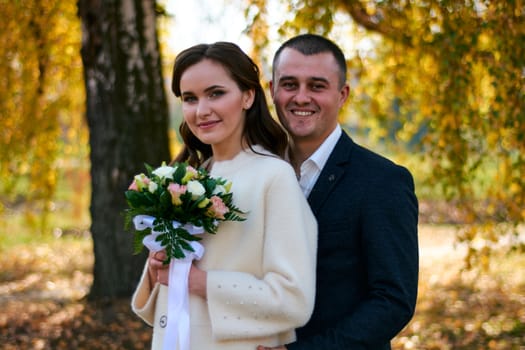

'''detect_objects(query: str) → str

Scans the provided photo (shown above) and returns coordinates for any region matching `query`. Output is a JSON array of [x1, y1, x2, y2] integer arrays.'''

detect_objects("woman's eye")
[[210, 90, 225, 98], [182, 95, 197, 103]]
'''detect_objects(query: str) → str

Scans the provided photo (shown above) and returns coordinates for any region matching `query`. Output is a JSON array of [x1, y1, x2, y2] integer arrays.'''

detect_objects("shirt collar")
[[306, 124, 342, 171]]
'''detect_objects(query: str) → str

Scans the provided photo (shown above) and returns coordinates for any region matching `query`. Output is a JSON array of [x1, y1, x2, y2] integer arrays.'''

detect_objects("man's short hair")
[[273, 33, 347, 87]]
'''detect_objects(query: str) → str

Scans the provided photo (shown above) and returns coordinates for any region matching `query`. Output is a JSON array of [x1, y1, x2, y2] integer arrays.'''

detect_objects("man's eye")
[[282, 82, 296, 89]]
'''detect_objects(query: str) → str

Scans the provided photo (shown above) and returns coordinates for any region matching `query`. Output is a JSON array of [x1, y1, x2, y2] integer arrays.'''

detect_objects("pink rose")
[[132, 173, 151, 191], [168, 183, 187, 206], [207, 196, 229, 219], [186, 166, 198, 176], [128, 180, 138, 191]]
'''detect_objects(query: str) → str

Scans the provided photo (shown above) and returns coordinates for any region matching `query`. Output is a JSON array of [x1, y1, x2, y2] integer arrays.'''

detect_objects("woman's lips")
[[198, 120, 221, 129]]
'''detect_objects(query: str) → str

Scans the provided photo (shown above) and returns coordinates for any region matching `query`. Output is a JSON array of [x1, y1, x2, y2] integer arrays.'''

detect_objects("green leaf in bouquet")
[[220, 192, 234, 205], [178, 239, 195, 253], [166, 231, 191, 261], [203, 178, 217, 194], [170, 205, 186, 221], [125, 190, 148, 208], [179, 191, 193, 209], [123, 209, 135, 231], [203, 220, 219, 234], [224, 210, 246, 222], [144, 163, 155, 175], [175, 227, 202, 242], [133, 227, 151, 254], [172, 162, 187, 183], [158, 233, 170, 249], [130, 193, 158, 211], [169, 243, 185, 261], [159, 189, 172, 212], [143, 190, 157, 203], [187, 194, 208, 212], [153, 217, 169, 234]]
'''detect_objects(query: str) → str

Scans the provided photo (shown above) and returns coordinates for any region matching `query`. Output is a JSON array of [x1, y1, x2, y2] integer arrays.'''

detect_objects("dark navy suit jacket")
[[288, 132, 419, 349]]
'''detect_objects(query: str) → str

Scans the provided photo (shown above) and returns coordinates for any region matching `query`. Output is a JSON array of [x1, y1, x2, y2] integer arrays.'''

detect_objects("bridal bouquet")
[[124, 162, 245, 263]]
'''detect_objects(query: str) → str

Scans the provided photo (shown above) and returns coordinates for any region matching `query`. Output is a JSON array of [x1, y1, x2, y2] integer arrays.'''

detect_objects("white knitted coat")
[[132, 146, 317, 349]]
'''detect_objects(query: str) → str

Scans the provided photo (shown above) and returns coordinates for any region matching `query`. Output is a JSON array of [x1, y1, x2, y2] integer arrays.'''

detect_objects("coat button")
[[159, 315, 167, 328]]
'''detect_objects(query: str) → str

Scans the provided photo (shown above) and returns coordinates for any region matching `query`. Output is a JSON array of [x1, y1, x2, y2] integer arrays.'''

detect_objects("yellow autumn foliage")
[[0, 0, 86, 224], [243, 0, 525, 268]]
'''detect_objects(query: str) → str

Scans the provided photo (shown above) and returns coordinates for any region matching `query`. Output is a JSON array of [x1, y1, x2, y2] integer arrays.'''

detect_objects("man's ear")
[[338, 84, 350, 108], [269, 80, 274, 99]]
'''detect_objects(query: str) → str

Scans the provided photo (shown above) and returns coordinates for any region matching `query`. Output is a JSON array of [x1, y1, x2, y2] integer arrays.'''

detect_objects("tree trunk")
[[78, 0, 171, 298]]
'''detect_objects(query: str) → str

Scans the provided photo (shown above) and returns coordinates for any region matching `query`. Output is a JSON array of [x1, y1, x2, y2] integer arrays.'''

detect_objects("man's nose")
[[293, 85, 311, 104]]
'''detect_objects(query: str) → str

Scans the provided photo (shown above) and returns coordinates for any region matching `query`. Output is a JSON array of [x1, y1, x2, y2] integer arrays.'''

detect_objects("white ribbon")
[[133, 215, 205, 350]]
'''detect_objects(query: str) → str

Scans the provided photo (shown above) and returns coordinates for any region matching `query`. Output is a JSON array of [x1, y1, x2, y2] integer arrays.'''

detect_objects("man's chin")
[[288, 129, 314, 140]]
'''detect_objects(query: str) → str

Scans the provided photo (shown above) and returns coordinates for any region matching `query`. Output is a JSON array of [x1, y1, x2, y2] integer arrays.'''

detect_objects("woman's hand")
[[147, 250, 169, 287], [188, 264, 207, 299], [148, 252, 206, 298]]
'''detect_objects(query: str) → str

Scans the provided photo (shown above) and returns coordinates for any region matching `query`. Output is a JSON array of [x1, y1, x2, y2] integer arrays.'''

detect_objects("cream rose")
[[187, 180, 205, 200], [152, 163, 176, 182]]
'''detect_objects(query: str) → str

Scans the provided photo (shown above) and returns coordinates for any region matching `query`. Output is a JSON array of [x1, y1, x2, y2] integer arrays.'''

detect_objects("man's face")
[[271, 48, 349, 145]]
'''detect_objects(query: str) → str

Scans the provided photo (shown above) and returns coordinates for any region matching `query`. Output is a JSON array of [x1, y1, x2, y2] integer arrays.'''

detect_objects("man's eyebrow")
[[278, 75, 296, 82], [278, 75, 329, 84], [310, 77, 329, 84]]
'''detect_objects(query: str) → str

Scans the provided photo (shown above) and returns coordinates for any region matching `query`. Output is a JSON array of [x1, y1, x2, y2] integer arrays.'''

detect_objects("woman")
[[131, 42, 317, 349]]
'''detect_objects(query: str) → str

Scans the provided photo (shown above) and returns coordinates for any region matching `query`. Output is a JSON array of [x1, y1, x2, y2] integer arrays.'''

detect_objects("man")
[[258, 34, 419, 349]]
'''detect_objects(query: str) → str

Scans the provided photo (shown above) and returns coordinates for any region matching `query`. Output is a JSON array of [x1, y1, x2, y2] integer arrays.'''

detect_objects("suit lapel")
[[307, 133, 354, 214]]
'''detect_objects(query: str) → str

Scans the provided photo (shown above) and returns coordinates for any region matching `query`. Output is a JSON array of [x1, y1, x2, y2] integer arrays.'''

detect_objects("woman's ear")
[[243, 89, 255, 109]]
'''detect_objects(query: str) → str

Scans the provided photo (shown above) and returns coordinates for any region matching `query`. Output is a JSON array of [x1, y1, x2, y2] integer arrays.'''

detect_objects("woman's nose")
[[196, 100, 211, 117]]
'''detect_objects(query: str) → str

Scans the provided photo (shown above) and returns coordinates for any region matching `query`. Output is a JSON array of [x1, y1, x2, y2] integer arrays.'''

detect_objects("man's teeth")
[[293, 111, 313, 116]]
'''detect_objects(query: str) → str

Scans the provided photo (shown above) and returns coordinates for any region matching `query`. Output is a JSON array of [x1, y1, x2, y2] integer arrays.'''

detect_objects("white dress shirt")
[[299, 125, 342, 197]]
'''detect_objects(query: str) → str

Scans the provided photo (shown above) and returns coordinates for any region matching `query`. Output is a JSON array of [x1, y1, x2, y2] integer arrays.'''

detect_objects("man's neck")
[[288, 125, 340, 173], [288, 139, 322, 173]]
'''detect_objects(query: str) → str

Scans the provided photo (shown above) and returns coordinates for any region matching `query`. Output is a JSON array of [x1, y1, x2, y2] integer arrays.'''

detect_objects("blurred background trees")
[[244, 0, 525, 268], [1, 0, 523, 296], [0, 0, 85, 230]]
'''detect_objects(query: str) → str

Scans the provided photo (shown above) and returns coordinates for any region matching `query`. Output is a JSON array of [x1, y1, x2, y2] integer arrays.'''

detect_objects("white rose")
[[148, 181, 158, 193], [187, 180, 205, 200], [153, 164, 176, 181]]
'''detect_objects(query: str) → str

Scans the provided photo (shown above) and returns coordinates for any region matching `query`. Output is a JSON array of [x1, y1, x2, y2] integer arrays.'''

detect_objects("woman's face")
[[179, 59, 254, 160]]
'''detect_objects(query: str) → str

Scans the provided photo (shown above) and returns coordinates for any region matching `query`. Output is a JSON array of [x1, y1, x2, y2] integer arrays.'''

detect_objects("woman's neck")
[[211, 139, 246, 162]]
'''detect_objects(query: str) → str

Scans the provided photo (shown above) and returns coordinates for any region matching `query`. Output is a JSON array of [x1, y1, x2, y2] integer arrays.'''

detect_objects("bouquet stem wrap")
[[133, 215, 205, 350]]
